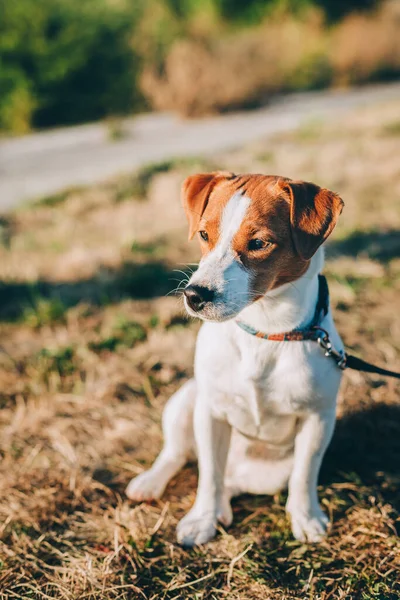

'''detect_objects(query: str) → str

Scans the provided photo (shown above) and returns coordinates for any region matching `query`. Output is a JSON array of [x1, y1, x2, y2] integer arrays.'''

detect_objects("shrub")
[[140, 11, 332, 116], [331, 1, 400, 84], [0, 0, 143, 132], [0, 67, 36, 134], [140, 1, 400, 117]]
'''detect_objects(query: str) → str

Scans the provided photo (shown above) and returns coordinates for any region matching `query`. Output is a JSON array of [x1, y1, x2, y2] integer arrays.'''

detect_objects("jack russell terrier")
[[126, 172, 344, 546]]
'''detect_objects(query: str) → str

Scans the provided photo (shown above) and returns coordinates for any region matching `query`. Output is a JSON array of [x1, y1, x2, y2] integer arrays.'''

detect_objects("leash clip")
[[314, 327, 347, 370]]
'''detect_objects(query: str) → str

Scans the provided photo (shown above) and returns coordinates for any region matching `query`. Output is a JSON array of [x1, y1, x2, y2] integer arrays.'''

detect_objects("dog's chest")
[[223, 382, 299, 443], [208, 340, 323, 441], [196, 319, 341, 442]]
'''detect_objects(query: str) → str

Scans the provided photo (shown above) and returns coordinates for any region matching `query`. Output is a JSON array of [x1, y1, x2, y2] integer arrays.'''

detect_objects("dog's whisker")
[[166, 279, 190, 296], [172, 268, 192, 278], [177, 262, 199, 268]]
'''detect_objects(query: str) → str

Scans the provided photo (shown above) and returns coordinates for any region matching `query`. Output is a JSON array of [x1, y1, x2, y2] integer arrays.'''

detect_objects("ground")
[[0, 99, 400, 599]]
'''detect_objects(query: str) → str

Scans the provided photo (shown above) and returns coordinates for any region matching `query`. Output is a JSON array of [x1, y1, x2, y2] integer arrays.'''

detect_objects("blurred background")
[[1, 0, 400, 133], [1, 2, 400, 598]]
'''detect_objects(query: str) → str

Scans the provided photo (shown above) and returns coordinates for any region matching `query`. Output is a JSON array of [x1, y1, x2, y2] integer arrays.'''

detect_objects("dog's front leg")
[[177, 395, 231, 547], [286, 409, 335, 543]]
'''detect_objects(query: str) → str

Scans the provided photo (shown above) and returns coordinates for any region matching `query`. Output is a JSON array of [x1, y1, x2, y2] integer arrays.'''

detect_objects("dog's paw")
[[176, 509, 217, 547], [288, 507, 329, 543], [126, 470, 165, 502]]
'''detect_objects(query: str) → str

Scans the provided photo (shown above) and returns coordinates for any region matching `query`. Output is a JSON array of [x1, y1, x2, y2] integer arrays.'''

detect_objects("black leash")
[[342, 353, 400, 379], [314, 275, 400, 379]]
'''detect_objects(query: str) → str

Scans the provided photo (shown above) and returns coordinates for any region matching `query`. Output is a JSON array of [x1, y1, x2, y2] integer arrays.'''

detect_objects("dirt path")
[[1, 81, 400, 211]]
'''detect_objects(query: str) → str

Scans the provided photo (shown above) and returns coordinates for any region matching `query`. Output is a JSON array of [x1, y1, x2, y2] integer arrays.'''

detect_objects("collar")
[[235, 274, 329, 342], [236, 275, 400, 379]]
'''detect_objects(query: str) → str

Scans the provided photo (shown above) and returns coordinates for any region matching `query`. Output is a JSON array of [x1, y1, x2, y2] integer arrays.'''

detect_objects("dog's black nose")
[[184, 285, 215, 311]]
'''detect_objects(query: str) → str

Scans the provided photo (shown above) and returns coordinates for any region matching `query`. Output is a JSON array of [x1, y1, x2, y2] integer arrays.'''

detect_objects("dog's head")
[[181, 172, 343, 321]]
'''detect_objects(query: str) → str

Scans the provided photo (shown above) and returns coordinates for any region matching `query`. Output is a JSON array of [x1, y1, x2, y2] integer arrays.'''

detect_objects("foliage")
[[165, 0, 378, 23], [0, 0, 389, 133], [142, 1, 400, 117], [0, 0, 142, 132]]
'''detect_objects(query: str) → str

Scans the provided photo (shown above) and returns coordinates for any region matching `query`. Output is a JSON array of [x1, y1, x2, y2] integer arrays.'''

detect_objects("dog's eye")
[[199, 231, 209, 242], [248, 239, 270, 251]]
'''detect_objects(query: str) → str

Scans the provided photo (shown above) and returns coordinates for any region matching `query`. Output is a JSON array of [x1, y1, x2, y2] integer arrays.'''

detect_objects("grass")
[[88, 319, 147, 353], [34, 188, 84, 208], [115, 158, 218, 202], [293, 118, 327, 143], [0, 99, 400, 599], [382, 120, 400, 136], [21, 296, 67, 328], [115, 161, 176, 201], [106, 117, 130, 142], [0, 216, 13, 248]]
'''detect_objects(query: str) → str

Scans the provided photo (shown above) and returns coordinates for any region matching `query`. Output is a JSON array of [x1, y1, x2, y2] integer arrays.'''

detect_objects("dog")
[[126, 172, 344, 546]]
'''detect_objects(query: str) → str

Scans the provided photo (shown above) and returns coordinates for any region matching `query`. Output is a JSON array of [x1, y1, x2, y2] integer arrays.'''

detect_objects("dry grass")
[[1, 99, 400, 598], [141, 10, 330, 116], [141, 1, 400, 117], [331, 0, 400, 85]]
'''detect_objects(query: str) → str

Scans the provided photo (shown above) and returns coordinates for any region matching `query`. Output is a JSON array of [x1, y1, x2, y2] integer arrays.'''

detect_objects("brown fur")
[[181, 171, 234, 240]]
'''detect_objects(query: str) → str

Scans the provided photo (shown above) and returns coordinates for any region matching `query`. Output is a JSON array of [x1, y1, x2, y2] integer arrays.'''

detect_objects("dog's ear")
[[181, 171, 233, 240], [283, 180, 344, 260]]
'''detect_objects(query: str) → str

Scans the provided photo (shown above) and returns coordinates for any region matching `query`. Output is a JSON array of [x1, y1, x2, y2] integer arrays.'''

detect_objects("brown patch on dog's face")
[[230, 185, 310, 298], [181, 171, 234, 243]]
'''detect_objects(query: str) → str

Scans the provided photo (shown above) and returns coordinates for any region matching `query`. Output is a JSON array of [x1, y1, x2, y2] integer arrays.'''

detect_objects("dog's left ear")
[[284, 181, 344, 260]]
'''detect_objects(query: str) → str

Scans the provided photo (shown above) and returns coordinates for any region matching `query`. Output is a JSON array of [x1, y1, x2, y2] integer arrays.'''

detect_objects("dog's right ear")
[[283, 180, 344, 260], [181, 172, 233, 240]]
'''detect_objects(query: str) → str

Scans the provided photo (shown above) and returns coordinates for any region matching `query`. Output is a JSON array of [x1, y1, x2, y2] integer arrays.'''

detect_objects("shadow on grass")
[[323, 401, 400, 511], [0, 260, 184, 322], [2, 227, 399, 323], [327, 228, 400, 262]]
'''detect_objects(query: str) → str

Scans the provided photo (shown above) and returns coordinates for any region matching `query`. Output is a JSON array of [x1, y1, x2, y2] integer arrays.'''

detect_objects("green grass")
[[114, 157, 219, 201], [292, 118, 326, 142], [115, 161, 176, 201], [131, 239, 168, 257], [88, 320, 147, 354], [381, 120, 400, 136], [21, 296, 67, 328], [34, 346, 77, 378], [255, 150, 275, 163], [106, 117, 129, 142], [33, 188, 83, 208], [0, 216, 13, 248]]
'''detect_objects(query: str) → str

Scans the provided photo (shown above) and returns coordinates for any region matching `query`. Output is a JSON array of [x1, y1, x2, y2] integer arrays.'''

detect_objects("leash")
[[236, 275, 400, 379]]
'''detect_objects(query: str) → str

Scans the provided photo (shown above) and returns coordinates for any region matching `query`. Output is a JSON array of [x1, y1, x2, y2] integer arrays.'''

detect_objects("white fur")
[[184, 193, 252, 321], [126, 198, 344, 546]]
